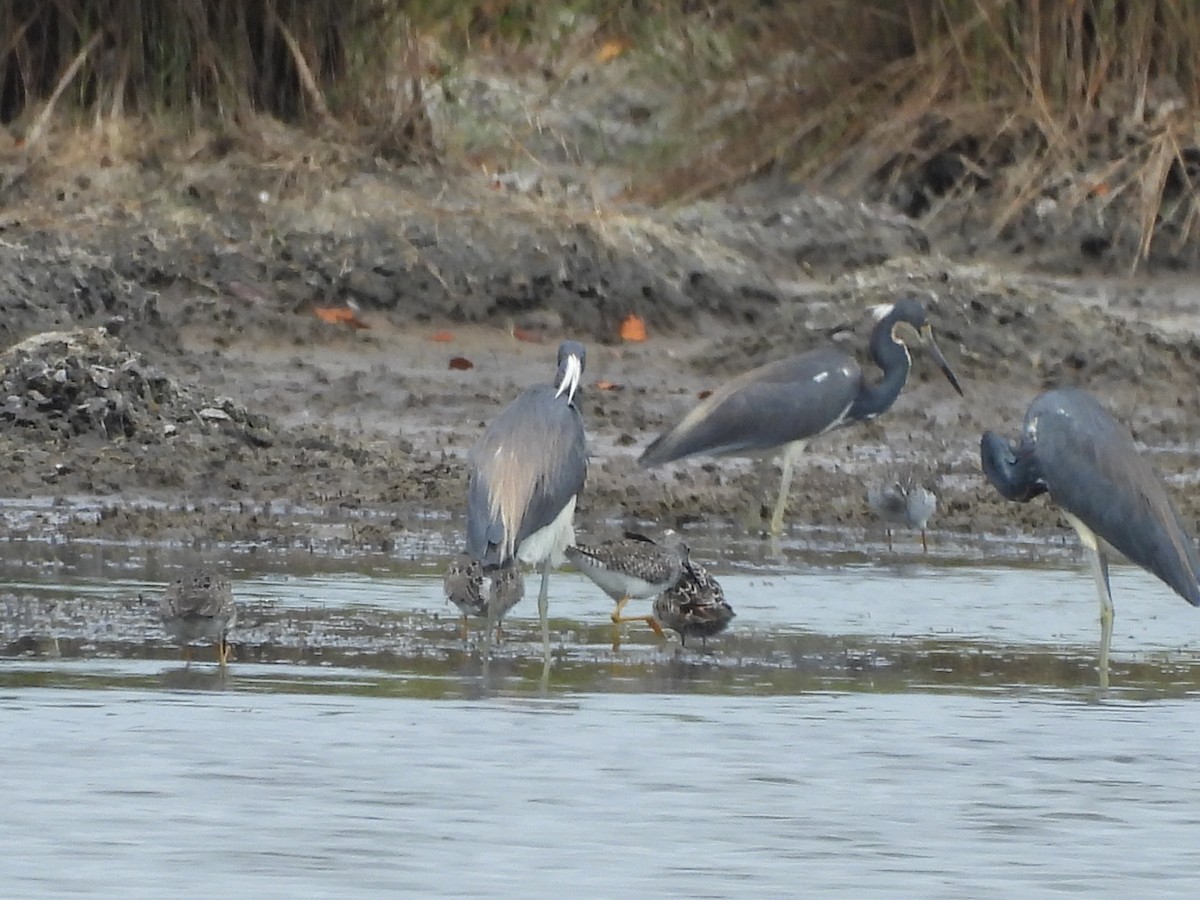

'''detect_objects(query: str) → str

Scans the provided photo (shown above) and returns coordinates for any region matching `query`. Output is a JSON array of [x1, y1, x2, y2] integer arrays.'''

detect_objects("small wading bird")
[[443, 555, 525, 640], [866, 469, 938, 552], [639, 297, 964, 536], [653, 559, 735, 647], [158, 568, 237, 667], [466, 341, 588, 667], [566, 530, 688, 648], [981, 388, 1200, 688]]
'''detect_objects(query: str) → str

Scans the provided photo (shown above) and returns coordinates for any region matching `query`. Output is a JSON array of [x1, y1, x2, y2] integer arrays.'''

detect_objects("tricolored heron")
[[639, 297, 963, 535], [466, 340, 588, 667], [443, 555, 525, 641], [867, 469, 938, 552], [158, 568, 237, 667], [981, 387, 1200, 688], [565, 530, 687, 648], [653, 559, 735, 647]]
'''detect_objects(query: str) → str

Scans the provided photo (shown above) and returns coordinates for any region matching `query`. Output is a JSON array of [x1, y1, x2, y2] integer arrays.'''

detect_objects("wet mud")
[[0, 143, 1197, 556]]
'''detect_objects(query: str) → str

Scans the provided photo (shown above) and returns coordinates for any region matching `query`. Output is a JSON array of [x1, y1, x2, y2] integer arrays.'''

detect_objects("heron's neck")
[[981, 432, 1047, 502], [848, 326, 910, 420]]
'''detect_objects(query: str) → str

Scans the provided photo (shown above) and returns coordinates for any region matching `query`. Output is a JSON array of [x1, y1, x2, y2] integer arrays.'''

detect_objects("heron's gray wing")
[[640, 348, 861, 464], [466, 385, 587, 566], [1031, 389, 1200, 606]]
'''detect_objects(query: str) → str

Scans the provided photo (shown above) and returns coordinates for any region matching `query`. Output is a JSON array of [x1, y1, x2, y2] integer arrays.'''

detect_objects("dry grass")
[[627, 0, 1200, 270], [4, 1, 1200, 268], [0, 1, 433, 161]]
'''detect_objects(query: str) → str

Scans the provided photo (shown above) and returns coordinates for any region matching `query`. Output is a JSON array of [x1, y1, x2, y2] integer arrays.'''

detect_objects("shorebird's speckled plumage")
[[443, 554, 525, 638], [566, 531, 688, 602], [567, 531, 689, 646], [158, 568, 237, 666], [653, 560, 734, 647]]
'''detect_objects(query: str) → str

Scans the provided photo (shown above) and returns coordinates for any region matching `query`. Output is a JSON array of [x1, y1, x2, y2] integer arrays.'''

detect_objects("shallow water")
[[3, 540, 1200, 896]]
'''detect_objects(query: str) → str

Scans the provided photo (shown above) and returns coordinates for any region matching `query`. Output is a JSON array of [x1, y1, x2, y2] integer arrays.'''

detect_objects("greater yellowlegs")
[[566, 530, 688, 647], [158, 568, 237, 667]]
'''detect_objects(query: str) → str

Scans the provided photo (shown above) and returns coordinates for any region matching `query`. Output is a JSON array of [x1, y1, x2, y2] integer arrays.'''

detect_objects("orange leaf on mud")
[[619, 313, 647, 342], [594, 380, 623, 391], [449, 356, 474, 370], [512, 327, 545, 344], [429, 330, 455, 342], [698, 389, 713, 400], [595, 38, 631, 64], [314, 306, 370, 329]]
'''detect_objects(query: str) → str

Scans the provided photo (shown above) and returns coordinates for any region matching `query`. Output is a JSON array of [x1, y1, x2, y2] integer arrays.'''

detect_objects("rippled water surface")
[[3, 539, 1200, 896]]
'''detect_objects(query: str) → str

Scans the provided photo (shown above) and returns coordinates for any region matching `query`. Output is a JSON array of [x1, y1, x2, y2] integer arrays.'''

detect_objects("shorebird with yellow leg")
[[566, 531, 688, 649], [158, 568, 237, 668]]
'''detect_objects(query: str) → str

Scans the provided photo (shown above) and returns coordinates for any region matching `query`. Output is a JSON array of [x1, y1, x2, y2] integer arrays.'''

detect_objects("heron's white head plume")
[[870, 303, 895, 322], [555, 352, 583, 404]]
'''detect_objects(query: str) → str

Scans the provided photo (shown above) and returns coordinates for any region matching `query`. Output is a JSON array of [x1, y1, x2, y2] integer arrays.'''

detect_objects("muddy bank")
[[0, 150, 1197, 554]]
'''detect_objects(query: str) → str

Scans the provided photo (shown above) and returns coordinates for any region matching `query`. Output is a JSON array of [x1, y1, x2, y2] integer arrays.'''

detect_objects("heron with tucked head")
[[640, 297, 963, 535], [466, 340, 588, 667], [981, 388, 1200, 688]]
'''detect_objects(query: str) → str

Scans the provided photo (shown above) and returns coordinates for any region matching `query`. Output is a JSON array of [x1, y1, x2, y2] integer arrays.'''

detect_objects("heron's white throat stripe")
[[555, 354, 583, 404]]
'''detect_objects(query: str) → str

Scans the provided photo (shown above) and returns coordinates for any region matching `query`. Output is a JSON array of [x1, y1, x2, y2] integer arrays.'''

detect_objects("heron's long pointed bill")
[[921, 325, 964, 396], [554, 352, 583, 404]]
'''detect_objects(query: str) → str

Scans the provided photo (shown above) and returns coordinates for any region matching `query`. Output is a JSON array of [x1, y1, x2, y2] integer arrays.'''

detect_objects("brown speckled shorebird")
[[866, 468, 938, 552], [566, 531, 688, 648], [653, 560, 734, 648], [158, 569, 237, 667], [443, 554, 525, 641]]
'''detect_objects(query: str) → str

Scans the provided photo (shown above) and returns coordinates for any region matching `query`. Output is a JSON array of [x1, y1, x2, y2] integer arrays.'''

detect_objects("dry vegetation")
[[2, 1, 1200, 269]]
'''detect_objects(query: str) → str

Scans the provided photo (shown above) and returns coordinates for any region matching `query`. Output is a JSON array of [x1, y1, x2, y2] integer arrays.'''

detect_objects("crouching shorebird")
[[466, 340, 588, 669], [158, 568, 237, 667], [566, 530, 688, 648], [653, 560, 735, 647], [639, 297, 963, 536], [443, 555, 525, 640], [981, 388, 1200, 688], [867, 469, 938, 552]]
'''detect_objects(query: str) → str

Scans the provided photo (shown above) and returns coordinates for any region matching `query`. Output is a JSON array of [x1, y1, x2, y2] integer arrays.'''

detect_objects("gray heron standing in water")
[[981, 387, 1200, 688], [466, 340, 588, 667], [640, 297, 963, 535]]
